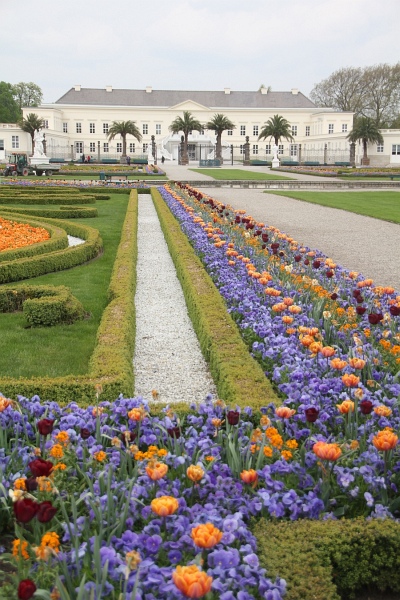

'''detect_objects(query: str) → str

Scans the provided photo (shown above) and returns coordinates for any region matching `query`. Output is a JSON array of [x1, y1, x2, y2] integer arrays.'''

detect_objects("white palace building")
[[1, 85, 399, 166]]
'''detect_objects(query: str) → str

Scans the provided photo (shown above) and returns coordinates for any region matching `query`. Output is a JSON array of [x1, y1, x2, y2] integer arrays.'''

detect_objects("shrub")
[[0, 205, 98, 219]]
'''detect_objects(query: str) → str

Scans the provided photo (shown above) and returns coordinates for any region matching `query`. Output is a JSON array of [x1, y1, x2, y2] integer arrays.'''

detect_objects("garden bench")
[[101, 159, 119, 164], [335, 162, 351, 166], [49, 158, 65, 163], [280, 161, 299, 166], [104, 174, 128, 182], [199, 159, 221, 167], [304, 161, 320, 166]]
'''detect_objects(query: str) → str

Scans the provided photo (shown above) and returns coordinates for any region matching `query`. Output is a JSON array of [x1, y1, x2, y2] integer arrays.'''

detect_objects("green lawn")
[[189, 168, 293, 181], [0, 192, 130, 378], [271, 191, 400, 224]]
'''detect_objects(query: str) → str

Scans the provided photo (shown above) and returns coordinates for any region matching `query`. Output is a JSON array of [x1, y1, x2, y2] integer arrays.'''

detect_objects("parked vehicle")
[[3, 152, 61, 177]]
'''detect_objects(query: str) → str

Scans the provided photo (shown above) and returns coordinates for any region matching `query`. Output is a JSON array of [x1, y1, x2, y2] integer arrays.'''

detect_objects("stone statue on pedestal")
[[33, 129, 45, 157]]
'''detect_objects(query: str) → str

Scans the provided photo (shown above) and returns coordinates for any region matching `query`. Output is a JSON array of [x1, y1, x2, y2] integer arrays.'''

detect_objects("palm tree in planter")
[[169, 111, 202, 165], [17, 113, 44, 156], [258, 114, 294, 160], [108, 120, 142, 163], [206, 114, 236, 164], [347, 117, 383, 166]]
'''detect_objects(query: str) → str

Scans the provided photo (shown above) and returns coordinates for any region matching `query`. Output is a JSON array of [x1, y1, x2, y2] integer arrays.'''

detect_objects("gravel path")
[[133, 193, 217, 404], [198, 187, 400, 292]]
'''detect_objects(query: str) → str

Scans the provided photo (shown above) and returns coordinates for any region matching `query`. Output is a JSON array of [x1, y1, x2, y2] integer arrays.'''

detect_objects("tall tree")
[[361, 63, 400, 126], [17, 113, 45, 155], [347, 117, 384, 165], [12, 82, 43, 109], [258, 114, 294, 146], [310, 67, 366, 115], [107, 120, 142, 162], [206, 113, 236, 163], [169, 111, 202, 165], [0, 81, 20, 122]]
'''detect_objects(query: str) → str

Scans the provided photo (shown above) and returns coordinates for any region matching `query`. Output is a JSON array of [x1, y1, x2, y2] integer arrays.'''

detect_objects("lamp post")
[[97, 141, 100, 163], [151, 134, 157, 165]]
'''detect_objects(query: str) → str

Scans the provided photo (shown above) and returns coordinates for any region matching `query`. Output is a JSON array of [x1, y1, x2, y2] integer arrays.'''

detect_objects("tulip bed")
[[0, 217, 50, 252]]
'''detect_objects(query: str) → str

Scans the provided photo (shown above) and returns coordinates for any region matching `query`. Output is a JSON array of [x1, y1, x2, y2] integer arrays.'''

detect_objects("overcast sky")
[[2, 0, 399, 103]]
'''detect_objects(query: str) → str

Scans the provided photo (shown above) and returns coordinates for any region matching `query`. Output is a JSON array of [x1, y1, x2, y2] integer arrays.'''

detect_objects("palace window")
[[291, 125, 297, 136], [63, 122, 68, 133], [129, 143, 136, 153], [143, 124, 148, 135], [239, 144, 244, 154], [90, 123, 96, 134], [392, 144, 400, 155], [76, 123, 82, 133], [342, 124, 348, 133], [12, 135, 19, 148], [156, 124, 161, 135], [253, 125, 259, 137], [305, 126, 310, 137], [0, 139, 4, 151], [290, 144, 298, 157], [377, 144, 384, 153], [265, 143, 271, 154], [252, 144, 258, 155], [89, 142, 96, 152], [278, 144, 284, 155], [43, 120, 49, 129], [103, 143, 109, 153], [240, 125, 246, 136], [328, 124, 334, 134], [116, 143, 122, 153], [103, 123, 109, 134], [143, 143, 148, 153]]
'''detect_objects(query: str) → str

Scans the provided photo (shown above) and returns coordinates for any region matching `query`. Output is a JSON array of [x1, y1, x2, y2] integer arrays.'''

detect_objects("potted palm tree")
[[169, 111, 202, 165], [258, 115, 294, 167], [17, 113, 45, 156], [347, 117, 383, 166], [205, 114, 236, 164], [108, 120, 142, 164]]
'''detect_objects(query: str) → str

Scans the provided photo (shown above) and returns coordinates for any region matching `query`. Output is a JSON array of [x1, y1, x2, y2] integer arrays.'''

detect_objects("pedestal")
[[31, 156, 50, 166], [272, 158, 280, 168]]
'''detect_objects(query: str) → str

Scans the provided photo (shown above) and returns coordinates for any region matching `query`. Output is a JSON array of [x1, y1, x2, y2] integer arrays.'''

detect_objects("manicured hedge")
[[0, 205, 98, 219], [0, 190, 138, 403], [0, 194, 96, 205], [0, 213, 68, 263], [0, 216, 102, 283], [0, 284, 85, 327], [254, 518, 400, 600], [151, 187, 279, 411]]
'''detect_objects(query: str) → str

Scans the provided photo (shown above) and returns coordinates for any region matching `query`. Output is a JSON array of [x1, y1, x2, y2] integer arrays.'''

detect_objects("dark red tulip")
[[37, 418, 54, 436], [25, 476, 38, 492], [255, 230, 262, 236], [368, 313, 384, 325], [356, 306, 367, 315], [261, 244, 266, 249], [389, 305, 400, 317], [18, 580, 37, 600], [227, 410, 240, 426], [355, 295, 364, 304], [294, 255, 302, 262], [312, 260, 321, 269], [359, 400, 373, 415], [305, 407, 319, 423], [353, 290, 362, 298], [120, 430, 137, 443], [271, 243, 279, 250], [235, 216, 241, 223], [80, 428, 91, 440], [304, 259, 310, 266], [326, 270, 334, 278], [36, 501, 57, 523], [262, 233, 269, 243], [28, 458, 53, 477], [13, 498, 39, 523], [330, 293, 338, 300], [167, 426, 181, 439]]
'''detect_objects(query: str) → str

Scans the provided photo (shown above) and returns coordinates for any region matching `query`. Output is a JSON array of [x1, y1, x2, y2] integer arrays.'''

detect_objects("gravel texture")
[[133, 193, 217, 404], [67, 235, 85, 247]]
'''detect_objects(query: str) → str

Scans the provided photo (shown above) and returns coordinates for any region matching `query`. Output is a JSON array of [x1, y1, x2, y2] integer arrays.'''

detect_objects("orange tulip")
[[373, 430, 398, 451], [275, 406, 296, 419], [172, 565, 213, 598], [145, 462, 168, 480], [313, 441, 342, 461], [320, 346, 336, 358], [300, 335, 315, 347], [330, 358, 348, 370], [349, 358, 366, 370], [288, 305, 302, 314], [187, 465, 205, 482], [337, 400, 355, 414], [150, 496, 179, 516], [373, 405, 392, 417], [191, 523, 223, 548], [128, 407, 146, 422], [240, 469, 258, 485], [342, 374, 360, 388]]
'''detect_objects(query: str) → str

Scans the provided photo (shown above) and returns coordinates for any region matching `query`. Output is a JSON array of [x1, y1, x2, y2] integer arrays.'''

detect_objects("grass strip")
[[151, 187, 279, 412], [269, 190, 400, 224], [189, 168, 293, 180]]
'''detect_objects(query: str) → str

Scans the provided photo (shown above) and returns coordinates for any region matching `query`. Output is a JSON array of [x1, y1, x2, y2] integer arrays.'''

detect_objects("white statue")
[[272, 143, 280, 168], [33, 129, 44, 156]]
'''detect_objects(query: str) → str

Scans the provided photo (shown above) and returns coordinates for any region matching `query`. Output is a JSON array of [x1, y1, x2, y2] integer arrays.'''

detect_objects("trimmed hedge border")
[[151, 187, 279, 412], [254, 518, 400, 600], [0, 190, 138, 403], [0, 194, 97, 205], [0, 284, 85, 327], [0, 205, 98, 219]]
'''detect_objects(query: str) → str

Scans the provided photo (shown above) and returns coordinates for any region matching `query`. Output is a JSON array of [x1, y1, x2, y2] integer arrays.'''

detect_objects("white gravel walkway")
[[133, 193, 217, 404]]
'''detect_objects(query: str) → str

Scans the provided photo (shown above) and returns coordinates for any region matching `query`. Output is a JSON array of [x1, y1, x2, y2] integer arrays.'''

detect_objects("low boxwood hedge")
[[0, 194, 96, 205], [151, 187, 279, 412], [0, 284, 85, 327], [0, 205, 98, 219], [254, 518, 400, 600]]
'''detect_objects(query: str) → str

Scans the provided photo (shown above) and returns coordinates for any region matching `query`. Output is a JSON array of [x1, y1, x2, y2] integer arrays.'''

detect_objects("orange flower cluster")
[[34, 532, 60, 561], [145, 461, 168, 480], [187, 465, 205, 482], [191, 523, 223, 548], [0, 216, 50, 252], [134, 445, 167, 461], [12, 538, 30, 560], [172, 565, 213, 598], [313, 441, 342, 461], [373, 428, 398, 451], [240, 469, 258, 485], [151, 495, 179, 516]]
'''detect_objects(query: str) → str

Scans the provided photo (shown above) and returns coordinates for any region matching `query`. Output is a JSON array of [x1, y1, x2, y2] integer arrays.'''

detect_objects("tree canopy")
[[108, 120, 142, 158], [258, 115, 294, 146], [206, 114, 235, 163], [310, 63, 400, 126], [0, 82, 20, 123], [347, 117, 384, 163], [12, 82, 43, 109], [169, 111, 202, 165], [17, 113, 45, 154]]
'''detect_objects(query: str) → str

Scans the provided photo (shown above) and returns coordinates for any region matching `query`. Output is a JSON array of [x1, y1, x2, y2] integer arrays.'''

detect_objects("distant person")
[[81, 154, 85, 163], [126, 156, 131, 165], [161, 156, 165, 164], [87, 155, 91, 163]]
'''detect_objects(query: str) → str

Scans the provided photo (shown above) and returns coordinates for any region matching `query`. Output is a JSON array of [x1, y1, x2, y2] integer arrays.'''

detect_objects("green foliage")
[[0, 205, 98, 219], [258, 114, 295, 146], [254, 518, 400, 600], [347, 117, 384, 161], [11, 81, 43, 109], [17, 113, 44, 151], [151, 187, 279, 411], [189, 168, 292, 181], [0, 81, 20, 122], [169, 111, 202, 164], [206, 114, 236, 162], [0, 194, 96, 205], [107, 120, 142, 157], [0, 284, 85, 326]]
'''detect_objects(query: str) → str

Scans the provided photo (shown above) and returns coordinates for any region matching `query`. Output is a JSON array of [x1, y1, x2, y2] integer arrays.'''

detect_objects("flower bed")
[[0, 216, 50, 252]]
